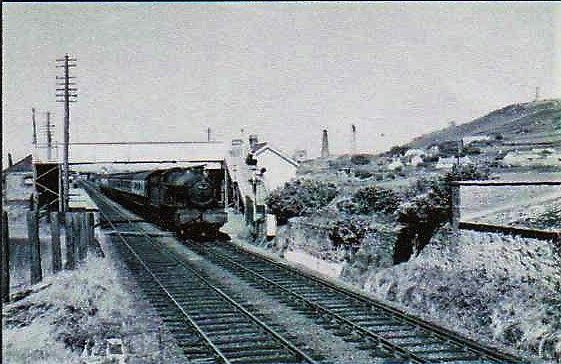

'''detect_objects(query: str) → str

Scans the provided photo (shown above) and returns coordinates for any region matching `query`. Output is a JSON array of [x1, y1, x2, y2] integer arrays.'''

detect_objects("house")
[[462, 135, 491, 145], [388, 158, 404, 171], [404, 148, 425, 157], [435, 156, 472, 169], [248, 135, 299, 192], [2, 154, 34, 202], [410, 155, 424, 167]]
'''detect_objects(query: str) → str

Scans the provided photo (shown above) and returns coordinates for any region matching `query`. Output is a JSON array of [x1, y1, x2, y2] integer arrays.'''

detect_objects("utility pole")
[[46, 111, 54, 161], [535, 86, 540, 101], [56, 54, 77, 213], [32, 108, 37, 147], [351, 124, 357, 155]]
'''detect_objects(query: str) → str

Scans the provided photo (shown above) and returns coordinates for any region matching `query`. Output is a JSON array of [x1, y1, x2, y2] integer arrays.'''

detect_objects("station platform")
[[69, 186, 99, 212]]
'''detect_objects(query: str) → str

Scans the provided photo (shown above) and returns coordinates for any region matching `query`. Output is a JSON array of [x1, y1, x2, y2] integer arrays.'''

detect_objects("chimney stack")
[[351, 124, 357, 154], [249, 134, 258, 151], [321, 129, 329, 158]]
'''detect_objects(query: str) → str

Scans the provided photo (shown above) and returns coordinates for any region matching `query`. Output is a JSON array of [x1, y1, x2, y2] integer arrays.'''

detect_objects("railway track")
[[83, 182, 320, 364], [84, 180, 529, 363], [188, 241, 529, 363]]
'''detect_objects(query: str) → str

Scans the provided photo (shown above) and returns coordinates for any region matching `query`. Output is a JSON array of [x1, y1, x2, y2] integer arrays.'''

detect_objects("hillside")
[[405, 99, 561, 151]]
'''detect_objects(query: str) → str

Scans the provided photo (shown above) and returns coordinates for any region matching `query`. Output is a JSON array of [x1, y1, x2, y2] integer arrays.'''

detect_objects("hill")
[[404, 99, 561, 151]]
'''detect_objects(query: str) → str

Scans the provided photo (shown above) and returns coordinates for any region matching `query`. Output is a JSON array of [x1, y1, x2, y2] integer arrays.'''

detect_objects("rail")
[[82, 181, 318, 364], [190, 241, 528, 363]]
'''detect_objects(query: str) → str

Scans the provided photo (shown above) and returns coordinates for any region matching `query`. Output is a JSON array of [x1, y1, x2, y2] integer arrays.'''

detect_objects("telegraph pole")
[[46, 111, 53, 161], [56, 54, 77, 213], [32, 108, 37, 147]]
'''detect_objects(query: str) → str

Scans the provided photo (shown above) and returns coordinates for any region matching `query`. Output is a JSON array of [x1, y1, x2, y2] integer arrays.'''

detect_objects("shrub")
[[394, 164, 490, 263], [350, 185, 400, 214], [328, 216, 372, 251], [350, 154, 372, 165], [354, 169, 373, 179], [266, 179, 339, 225]]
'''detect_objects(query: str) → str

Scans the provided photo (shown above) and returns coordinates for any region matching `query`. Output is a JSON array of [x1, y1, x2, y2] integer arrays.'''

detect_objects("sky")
[[3, 2, 561, 168]]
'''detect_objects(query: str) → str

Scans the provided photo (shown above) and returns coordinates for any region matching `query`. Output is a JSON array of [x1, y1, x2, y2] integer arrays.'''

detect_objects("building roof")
[[252, 143, 299, 167], [3, 154, 33, 173]]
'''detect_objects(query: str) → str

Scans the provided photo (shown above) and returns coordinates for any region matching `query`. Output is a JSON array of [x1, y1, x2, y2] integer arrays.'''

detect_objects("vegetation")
[[266, 178, 339, 225], [350, 154, 372, 165], [393, 163, 490, 263], [328, 216, 371, 252], [340, 185, 399, 214]]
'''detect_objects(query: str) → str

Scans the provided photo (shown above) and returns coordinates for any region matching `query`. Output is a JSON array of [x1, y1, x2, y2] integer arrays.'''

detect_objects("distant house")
[[436, 156, 472, 169], [404, 148, 425, 157], [502, 150, 561, 167], [409, 155, 424, 167], [2, 154, 34, 202], [388, 158, 404, 171], [462, 135, 491, 145], [249, 135, 299, 192], [228, 135, 300, 198], [292, 149, 308, 163]]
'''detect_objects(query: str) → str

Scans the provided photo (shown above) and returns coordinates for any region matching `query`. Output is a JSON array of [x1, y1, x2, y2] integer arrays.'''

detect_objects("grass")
[[2, 256, 137, 363]]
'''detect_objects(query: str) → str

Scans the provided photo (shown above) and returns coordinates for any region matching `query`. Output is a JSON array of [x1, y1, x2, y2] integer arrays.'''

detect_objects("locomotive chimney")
[[321, 129, 329, 158]]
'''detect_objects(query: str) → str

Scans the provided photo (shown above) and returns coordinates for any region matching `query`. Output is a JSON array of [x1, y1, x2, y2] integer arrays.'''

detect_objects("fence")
[[1, 208, 102, 303], [450, 180, 561, 244]]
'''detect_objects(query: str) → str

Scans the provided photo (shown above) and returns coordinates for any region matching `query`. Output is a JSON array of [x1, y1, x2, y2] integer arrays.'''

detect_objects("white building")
[[251, 140, 299, 192], [2, 154, 34, 202]]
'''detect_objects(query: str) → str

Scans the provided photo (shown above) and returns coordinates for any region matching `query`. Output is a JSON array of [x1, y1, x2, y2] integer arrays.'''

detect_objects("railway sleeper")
[[367, 323, 415, 332], [211, 333, 270, 345], [218, 341, 284, 352], [220, 347, 290, 359], [171, 296, 225, 306], [402, 340, 452, 349], [170, 332, 205, 344], [195, 317, 249, 326], [180, 301, 232, 310], [190, 312, 240, 320], [414, 347, 467, 359], [353, 318, 399, 326], [227, 353, 299, 364], [423, 353, 482, 362], [198, 321, 257, 332], [179, 345, 216, 356], [205, 328, 263, 338]]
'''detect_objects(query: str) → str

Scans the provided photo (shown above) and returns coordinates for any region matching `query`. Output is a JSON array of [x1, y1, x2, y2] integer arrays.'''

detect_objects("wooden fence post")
[[51, 211, 62, 273], [2, 211, 10, 302], [88, 213, 105, 258], [78, 212, 87, 262], [27, 210, 42, 285], [64, 212, 75, 270], [73, 213, 83, 264], [450, 182, 461, 234]]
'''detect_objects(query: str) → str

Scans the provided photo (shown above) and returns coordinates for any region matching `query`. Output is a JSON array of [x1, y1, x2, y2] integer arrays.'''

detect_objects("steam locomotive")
[[99, 165, 228, 238]]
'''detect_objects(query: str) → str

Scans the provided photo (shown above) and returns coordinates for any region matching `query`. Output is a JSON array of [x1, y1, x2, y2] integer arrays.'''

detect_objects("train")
[[98, 164, 228, 239]]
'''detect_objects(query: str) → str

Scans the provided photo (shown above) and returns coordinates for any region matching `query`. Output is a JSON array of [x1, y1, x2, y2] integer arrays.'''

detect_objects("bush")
[[350, 154, 372, 165], [350, 185, 400, 214], [266, 179, 339, 225], [394, 164, 490, 263], [354, 169, 373, 179], [328, 216, 372, 251]]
